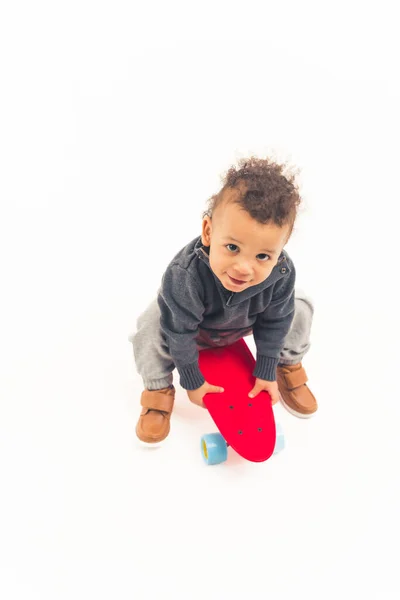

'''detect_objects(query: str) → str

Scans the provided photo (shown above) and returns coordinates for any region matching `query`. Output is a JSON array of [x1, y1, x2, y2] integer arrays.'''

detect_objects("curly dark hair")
[[203, 156, 301, 234]]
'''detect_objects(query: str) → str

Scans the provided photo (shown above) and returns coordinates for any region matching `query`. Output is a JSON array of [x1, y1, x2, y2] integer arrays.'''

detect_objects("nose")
[[233, 260, 252, 278]]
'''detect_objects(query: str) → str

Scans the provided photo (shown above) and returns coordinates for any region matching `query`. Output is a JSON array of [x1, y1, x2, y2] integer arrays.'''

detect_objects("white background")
[[1, 1, 400, 599]]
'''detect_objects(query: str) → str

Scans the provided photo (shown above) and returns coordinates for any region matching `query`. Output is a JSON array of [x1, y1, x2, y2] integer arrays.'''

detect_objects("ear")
[[201, 216, 212, 247]]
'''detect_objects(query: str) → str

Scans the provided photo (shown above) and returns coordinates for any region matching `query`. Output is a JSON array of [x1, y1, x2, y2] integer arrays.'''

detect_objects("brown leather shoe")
[[136, 386, 175, 443], [277, 363, 317, 418]]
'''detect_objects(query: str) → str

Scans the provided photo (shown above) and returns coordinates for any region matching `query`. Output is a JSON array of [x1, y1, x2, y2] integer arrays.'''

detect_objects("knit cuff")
[[178, 361, 206, 390], [253, 355, 279, 381]]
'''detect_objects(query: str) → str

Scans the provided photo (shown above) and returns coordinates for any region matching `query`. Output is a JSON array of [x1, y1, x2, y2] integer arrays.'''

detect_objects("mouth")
[[228, 274, 249, 286]]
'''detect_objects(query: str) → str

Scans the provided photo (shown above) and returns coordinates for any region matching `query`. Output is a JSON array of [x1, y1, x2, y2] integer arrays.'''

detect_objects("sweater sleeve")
[[157, 264, 206, 390], [252, 264, 296, 381]]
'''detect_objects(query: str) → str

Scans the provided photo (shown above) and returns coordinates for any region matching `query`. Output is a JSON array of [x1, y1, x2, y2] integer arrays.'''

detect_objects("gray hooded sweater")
[[157, 236, 296, 390]]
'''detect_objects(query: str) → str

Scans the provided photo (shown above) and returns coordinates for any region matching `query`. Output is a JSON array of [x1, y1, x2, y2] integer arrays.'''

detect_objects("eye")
[[226, 244, 239, 253], [257, 254, 271, 262]]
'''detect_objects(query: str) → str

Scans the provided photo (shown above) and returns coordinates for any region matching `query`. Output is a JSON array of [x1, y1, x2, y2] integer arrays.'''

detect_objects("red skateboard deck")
[[198, 339, 276, 462]]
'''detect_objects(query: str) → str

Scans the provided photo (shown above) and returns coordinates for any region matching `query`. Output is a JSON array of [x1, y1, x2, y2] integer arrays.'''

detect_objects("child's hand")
[[249, 378, 280, 405], [187, 381, 224, 408]]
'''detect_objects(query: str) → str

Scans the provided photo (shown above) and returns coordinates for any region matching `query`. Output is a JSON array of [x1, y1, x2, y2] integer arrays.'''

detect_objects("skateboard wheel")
[[200, 433, 228, 465], [273, 422, 285, 454]]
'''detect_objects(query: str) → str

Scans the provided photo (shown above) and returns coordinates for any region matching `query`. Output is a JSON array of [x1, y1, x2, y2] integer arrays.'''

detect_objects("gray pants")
[[129, 290, 314, 390]]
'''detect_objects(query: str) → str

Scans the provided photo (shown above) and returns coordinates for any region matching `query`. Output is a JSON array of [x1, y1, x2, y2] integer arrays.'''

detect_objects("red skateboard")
[[198, 338, 284, 465]]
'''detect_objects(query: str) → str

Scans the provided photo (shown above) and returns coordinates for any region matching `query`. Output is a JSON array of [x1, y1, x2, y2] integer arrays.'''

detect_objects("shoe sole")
[[278, 392, 316, 419], [137, 438, 164, 448]]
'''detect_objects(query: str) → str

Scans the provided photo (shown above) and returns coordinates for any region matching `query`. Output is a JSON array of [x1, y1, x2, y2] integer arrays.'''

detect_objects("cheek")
[[210, 250, 227, 272], [212, 256, 226, 272], [256, 264, 274, 279]]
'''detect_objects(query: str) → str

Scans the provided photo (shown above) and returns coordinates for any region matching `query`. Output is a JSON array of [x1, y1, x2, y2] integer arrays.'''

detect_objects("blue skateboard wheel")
[[273, 422, 285, 454], [201, 433, 228, 465]]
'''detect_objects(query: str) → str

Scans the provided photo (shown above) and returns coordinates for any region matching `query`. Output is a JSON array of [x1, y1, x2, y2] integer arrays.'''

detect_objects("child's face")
[[201, 194, 291, 292]]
